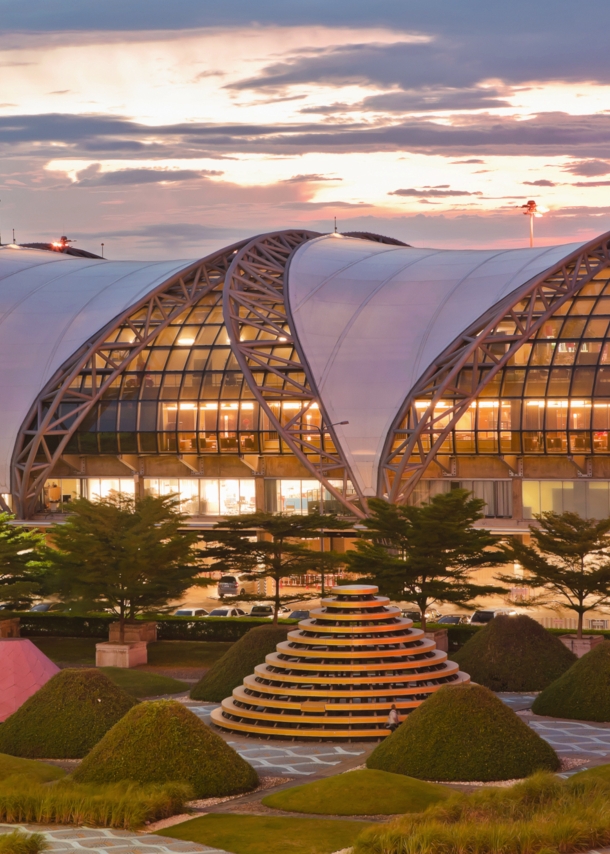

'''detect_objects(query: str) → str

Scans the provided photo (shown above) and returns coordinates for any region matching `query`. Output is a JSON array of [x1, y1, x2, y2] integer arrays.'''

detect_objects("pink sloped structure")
[[0, 638, 60, 722]]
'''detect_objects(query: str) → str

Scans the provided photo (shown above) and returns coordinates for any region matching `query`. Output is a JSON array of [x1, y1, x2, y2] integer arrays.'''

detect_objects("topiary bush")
[[190, 624, 290, 702], [532, 640, 610, 721], [0, 668, 137, 759], [73, 699, 259, 798], [453, 614, 576, 691], [367, 683, 560, 781]]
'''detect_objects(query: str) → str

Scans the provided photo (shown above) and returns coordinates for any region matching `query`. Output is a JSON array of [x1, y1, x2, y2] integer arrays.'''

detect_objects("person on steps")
[[387, 704, 400, 733]]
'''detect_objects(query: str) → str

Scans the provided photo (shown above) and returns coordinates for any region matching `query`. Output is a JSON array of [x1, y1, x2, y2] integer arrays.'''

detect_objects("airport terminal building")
[[2, 228, 610, 532]]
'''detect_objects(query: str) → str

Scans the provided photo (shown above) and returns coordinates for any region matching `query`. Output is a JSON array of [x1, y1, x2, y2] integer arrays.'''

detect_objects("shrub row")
[[1, 612, 295, 641], [0, 779, 190, 830]]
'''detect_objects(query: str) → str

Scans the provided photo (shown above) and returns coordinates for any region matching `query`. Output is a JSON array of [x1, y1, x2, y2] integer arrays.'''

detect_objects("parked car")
[[469, 608, 517, 625], [29, 602, 66, 613], [249, 604, 291, 619], [173, 608, 208, 617], [208, 607, 246, 618], [435, 614, 470, 625], [401, 608, 439, 623], [289, 609, 311, 620]]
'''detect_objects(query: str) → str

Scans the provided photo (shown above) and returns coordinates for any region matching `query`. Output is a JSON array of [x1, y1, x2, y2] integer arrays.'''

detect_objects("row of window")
[[41, 477, 350, 518], [522, 480, 610, 519], [408, 479, 513, 518]]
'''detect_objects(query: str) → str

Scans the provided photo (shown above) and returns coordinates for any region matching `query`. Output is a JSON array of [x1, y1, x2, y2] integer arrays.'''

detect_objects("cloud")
[[563, 159, 610, 177], [281, 173, 342, 183], [72, 165, 223, 186], [570, 180, 610, 187], [523, 179, 556, 186], [390, 187, 483, 197], [302, 88, 511, 115], [451, 158, 486, 164]]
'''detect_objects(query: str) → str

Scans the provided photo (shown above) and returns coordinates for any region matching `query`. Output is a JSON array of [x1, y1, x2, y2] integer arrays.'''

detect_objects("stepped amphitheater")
[[211, 584, 469, 739]]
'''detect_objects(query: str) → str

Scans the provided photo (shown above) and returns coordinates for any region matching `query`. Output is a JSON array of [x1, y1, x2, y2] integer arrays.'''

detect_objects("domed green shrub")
[[0, 668, 137, 759], [367, 683, 559, 781], [73, 699, 259, 797], [190, 624, 289, 701], [532, 640, 610, 721], [453, 615, 576, 691]]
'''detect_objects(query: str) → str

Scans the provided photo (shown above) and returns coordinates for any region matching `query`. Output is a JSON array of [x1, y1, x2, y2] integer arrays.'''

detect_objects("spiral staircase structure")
[[210, 584, 469, 739]]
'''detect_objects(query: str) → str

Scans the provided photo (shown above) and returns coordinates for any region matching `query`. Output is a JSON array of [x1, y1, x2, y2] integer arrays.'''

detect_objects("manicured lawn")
[[262, 769, 450, 816], [99, 667, 189, 697], [0, 752, 65, 783], [31, 638, 232, 668], [157, 814, 374, 854]]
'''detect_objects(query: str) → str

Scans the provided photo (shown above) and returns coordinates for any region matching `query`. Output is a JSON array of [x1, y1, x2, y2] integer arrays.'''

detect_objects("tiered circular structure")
[[210, 584, 469, 739]]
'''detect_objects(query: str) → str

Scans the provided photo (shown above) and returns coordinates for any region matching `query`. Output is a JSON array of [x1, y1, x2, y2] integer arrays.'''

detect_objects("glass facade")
[[62, 285, 321, 457], [408, 269, 610, 456], [523, 480, 610, 519], [408, 479, 512, 517], [143, 477, 255, 516], [263, 478, 356, 516]]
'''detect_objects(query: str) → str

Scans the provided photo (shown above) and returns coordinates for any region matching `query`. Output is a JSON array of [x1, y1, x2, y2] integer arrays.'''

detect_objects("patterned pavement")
[[188, 704, 367, 776], [528, 720, 610, 758], [0, 825, 228, 854]]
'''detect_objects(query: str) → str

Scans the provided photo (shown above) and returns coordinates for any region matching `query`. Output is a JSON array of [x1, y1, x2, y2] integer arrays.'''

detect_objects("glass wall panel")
[[523, 480, 610, 519], [407, 480, 512, 517], [143, 478, 255, 516]]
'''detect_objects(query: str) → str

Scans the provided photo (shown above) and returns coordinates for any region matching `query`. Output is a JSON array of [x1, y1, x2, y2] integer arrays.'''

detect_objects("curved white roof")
[[287, 234, 584, 496], [0, 247, 197, 492]]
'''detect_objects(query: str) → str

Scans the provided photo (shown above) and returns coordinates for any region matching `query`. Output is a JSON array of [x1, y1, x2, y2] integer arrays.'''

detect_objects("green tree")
[[203, 512, 350, 623], [42, 494, 204, 641], [345, 491, 506, 630], [0, 513, 45, 607], [500, 511, 610, 638]]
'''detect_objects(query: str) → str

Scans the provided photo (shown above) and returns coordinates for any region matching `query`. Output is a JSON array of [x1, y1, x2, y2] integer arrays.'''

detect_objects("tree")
[[0, 513, 45, 607], [345, 491, 506, 630], [41, 494, 204, 641], [203, 512, 350, 623], [500, 511, 610, 639]]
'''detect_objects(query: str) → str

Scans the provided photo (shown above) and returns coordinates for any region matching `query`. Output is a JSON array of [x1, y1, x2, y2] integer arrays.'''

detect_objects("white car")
[[173, 608, 208, 617], [249, 604, 291, 619], [208, 607, 246, 618], [469, 608, 517, 625]]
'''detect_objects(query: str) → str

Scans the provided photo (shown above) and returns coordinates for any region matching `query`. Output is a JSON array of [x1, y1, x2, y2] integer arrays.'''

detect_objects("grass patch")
[[0, 830, 48, 854], [367, 684, 559, 782], [354, 772, 610, 854], [0, 777, 189, 830], [73, 699, 258, 798], [453, 615, 576, 692], [99, 668, 188, 697], [148, 641, 232, 668], [262, 769, 450, 816], [0, 754, 65, 784], [0, 669, 137, 759], [158, 814, 374, 854], [190, 624, 289, 701], [532, 640, 610, 721], [31, 638, 231, 669]]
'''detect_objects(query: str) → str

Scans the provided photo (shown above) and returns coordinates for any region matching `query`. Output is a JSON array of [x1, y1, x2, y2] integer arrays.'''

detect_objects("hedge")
[[532, 640, 610, 721], [0, 612, 295, 641]]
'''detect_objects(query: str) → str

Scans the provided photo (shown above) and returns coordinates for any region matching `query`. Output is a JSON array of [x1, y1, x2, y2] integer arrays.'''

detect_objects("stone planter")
[[108, 621, 157, 643], [0, 618, 20, 638], [96, 641, 147, 668], [424, 628, 449, 653], [560, 633, 604, 658]]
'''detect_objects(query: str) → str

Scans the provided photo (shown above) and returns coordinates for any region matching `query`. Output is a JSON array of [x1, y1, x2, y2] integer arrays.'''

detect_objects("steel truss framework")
[[12, 239, 250, 519], [380, 231, 610, 505], [223, 230, 368, 519]]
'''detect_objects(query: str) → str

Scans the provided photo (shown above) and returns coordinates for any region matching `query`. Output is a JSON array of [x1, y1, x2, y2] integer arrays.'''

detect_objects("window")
[[408, 480, 512, 518], [264, 479, 355, 516], [41, 478, 82, 513], [83, 478, 135, 501], [143, 478, 255, 516], [523, 480, 610, 519]]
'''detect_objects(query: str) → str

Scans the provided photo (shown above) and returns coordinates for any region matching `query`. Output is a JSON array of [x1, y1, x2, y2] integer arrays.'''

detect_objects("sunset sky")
[[2, 1, 610, 258]]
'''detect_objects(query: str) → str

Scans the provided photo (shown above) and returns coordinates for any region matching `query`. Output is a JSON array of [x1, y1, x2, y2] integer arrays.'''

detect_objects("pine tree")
[[501, 511, 610, 639], [345, 491, 505, 630], [203, 512, 350, 623], [41, 494, 203, 640], [0, 512, 45, 607]]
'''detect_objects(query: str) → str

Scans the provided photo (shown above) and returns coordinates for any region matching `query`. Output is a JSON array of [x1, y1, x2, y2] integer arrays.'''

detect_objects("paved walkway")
[[529, 720, 610, 758], [0, 825, 228, 854]]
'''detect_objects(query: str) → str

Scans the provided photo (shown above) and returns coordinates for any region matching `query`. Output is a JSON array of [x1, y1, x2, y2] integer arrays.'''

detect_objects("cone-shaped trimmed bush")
[[73, 699, 259, 797], [190, 624, 290, 701], [453, 615, 576, 691], [367, 684, 560, 781], [532, 640, 610, 721], [0, 668, 137, 759]]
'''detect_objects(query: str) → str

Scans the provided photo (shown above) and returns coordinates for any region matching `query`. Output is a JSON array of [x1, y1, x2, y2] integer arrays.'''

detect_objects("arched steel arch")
[[380, 231, 610, 505], [12, 239, 249, 519], [223, 230, 368, 519]]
